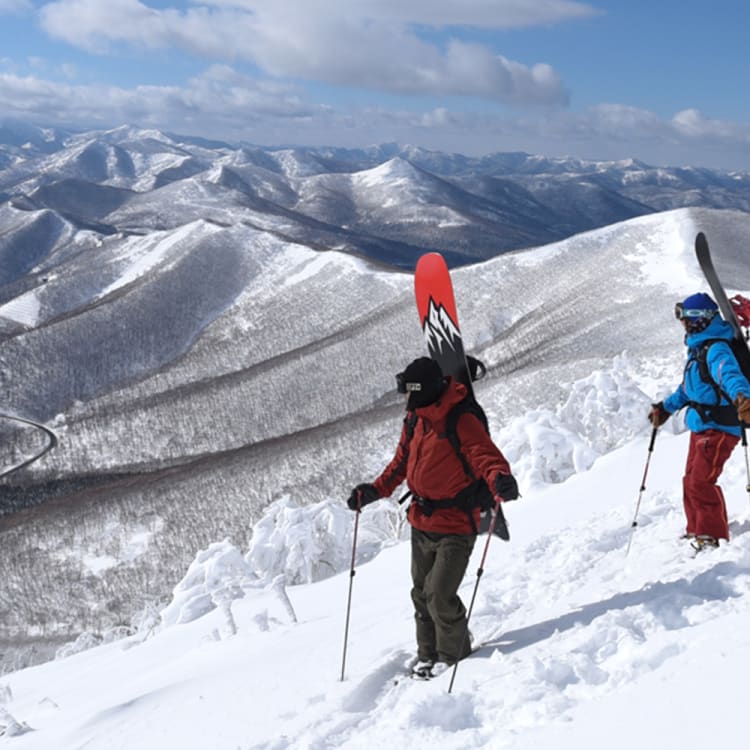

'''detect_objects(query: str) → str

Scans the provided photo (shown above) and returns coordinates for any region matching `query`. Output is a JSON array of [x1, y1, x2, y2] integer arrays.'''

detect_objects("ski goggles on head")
[[395, 372, 422, 394], [674, 303, 717, 321]]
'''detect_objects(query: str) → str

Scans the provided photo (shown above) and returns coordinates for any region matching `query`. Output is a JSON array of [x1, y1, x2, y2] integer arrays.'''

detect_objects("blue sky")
[[1, 0, 749, 169]]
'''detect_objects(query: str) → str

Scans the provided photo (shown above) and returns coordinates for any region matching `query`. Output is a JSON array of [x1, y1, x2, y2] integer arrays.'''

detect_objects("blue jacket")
[[663, 316, 750, 436]]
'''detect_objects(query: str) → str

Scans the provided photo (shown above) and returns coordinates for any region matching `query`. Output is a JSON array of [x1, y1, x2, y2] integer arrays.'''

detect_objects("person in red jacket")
[[347, 357, 518, 678]]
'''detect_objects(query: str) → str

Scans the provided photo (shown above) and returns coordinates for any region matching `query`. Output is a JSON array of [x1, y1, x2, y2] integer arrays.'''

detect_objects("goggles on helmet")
[[396, 372, 422, 393], [674, 302, 717, 321]]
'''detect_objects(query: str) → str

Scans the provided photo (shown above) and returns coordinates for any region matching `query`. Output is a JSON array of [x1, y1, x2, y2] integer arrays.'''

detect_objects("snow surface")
[[0, 289, 41, 327], [4, 377, 750, 748], [95, 221, 216, 300]]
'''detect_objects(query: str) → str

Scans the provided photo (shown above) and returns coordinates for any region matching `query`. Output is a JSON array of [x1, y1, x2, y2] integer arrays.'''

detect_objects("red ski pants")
[[682, 429, 738, 541]]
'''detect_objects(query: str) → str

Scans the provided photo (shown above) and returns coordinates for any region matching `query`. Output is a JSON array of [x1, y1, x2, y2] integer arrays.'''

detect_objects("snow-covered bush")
[[130, 602, 162, 640], [556, 353, 656, 454], [160, 539, 258, 627], [245, 494, 407, 585], [497, 355, 657, 490], [55, 631, 103, 660], [497, 408, 598, 487], [245, 496, 352, 584], [0, 706, 32, 737]]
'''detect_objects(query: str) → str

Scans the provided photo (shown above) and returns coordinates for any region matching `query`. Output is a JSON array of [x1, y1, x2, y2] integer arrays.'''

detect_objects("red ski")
[[414, 252, 472, 393]]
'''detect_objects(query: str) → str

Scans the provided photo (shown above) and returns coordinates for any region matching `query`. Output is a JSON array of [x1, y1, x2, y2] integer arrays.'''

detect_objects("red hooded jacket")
[[373, 379, 512, 534]]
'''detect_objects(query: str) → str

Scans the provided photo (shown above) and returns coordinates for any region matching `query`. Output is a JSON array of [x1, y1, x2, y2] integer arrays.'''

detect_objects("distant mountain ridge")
[[2, 120, 750, 275]]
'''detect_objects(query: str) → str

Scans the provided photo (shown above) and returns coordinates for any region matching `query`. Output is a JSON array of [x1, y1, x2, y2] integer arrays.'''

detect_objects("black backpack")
[[398, 395, 499, 534], [690, 337, 750, 426]]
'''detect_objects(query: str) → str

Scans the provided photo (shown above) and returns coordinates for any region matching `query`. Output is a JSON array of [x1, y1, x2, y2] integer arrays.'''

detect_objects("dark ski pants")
[[683, 429, 738, 541], [410, 527, 475, 664]]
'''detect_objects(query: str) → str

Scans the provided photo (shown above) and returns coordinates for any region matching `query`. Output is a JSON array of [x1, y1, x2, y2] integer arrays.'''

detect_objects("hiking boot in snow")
[[411, 660, 435, 680], [411, 660, 450, 680], [691, 535, 719, 553], [680, 532, 696, 540]]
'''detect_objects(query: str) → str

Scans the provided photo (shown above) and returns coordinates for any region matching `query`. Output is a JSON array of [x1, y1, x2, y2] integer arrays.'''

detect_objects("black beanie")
[[398, 357, 445, 410]]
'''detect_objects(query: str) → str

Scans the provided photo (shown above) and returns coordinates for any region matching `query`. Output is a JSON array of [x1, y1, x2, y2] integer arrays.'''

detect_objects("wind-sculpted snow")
[[160, 540, 260, 627]]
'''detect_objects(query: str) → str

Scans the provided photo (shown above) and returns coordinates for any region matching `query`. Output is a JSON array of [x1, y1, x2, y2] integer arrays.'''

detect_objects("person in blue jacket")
[[649, 292, 750, 551]]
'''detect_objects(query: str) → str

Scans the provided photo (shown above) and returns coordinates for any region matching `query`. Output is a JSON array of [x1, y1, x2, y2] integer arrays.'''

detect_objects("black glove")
[[648, 401, 670, 427], [346, 483, 379, 511], [494, 473, 519, 502]]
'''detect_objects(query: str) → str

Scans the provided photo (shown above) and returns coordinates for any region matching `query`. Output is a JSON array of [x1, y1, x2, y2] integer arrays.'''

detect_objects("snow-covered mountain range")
[[2, 121, 750, 273], [2, 119, 750, 673]]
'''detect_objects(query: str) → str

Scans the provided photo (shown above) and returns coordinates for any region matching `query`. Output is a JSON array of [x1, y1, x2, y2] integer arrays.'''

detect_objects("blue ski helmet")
[[675, 292, 718, 333]]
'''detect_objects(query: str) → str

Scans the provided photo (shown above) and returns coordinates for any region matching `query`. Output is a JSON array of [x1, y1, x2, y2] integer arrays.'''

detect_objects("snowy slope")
[[3, 425, 750, 749]]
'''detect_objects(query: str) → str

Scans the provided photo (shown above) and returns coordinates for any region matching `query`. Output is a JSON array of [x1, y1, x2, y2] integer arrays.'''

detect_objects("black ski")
[[694, 232, 750, 375]]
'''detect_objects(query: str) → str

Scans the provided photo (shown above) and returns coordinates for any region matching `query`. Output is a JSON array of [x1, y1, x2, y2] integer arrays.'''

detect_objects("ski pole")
[[340, 505, 361, 681], [448, 495, 505, 694], [625, 426, 658, 557], [741, 425, 750, 504]]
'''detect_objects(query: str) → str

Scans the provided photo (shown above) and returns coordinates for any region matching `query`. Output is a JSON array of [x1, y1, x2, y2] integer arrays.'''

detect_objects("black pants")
[[410, 527, 476, 664]]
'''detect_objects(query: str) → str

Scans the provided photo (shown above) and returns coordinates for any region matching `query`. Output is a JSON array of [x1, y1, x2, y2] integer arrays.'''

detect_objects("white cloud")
[[671, 108, 747, 141], [586, 103, 665, 137], [2, 64, 748, 170], [37, 0, 575, 105], [38, 0, 239, 56], [0, 68, 319, 136], [360, 104, 750, 169], [0, 0, 32, 13], [60, 62, 78, 79], [202, 0, 600, 29]]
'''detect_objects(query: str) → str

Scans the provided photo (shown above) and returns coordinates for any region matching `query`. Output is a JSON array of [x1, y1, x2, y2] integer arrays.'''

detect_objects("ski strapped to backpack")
[[689, 335, 750, 427], [397, 395, 508, 539]]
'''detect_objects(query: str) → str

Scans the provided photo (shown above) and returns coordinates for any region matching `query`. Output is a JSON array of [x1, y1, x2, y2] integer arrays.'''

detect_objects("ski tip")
[[415, 251, 448, 271], [695, 231, 708, 250]]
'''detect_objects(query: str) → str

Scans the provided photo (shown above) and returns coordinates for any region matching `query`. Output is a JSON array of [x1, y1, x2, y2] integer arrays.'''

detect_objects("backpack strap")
[[688, 340, 740, 426], [441, 397, 489, 482]]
